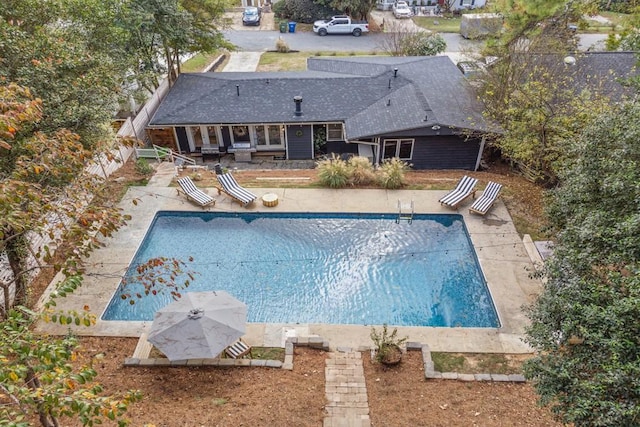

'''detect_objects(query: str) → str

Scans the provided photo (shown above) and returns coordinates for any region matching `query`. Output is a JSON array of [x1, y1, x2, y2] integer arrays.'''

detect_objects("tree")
[[121, 0, 231, 88], [474, 0, 618, 183], [606, 5, 640, 50], [0, 0, 129, 149], [1, 308, 142, 426], [524, 100, 640, 426], [329, 0, 375, 20], [0, 84, 128, 317]]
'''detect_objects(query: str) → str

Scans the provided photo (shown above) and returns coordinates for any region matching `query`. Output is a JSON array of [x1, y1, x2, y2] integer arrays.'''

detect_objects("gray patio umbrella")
[[147, 291, 247, 361]]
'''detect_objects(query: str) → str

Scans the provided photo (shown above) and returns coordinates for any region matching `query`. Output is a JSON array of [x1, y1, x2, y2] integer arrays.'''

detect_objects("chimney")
[[294, 95, 303, 116], [236, 85, 240, 96], [393, 68, 398, 78]]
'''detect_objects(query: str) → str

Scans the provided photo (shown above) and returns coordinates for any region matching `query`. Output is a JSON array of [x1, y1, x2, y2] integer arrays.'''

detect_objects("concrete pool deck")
[[35, 165, 543, 354]]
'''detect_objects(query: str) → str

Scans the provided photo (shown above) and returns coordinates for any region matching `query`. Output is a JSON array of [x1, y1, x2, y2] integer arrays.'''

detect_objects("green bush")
[[273, 0, 339, 24], [400, 32, 447, 56], [134, 158, 154, 176], [348, 156, 376, 186], [316, 155, 349, 188], [378, 158, 409, 189]]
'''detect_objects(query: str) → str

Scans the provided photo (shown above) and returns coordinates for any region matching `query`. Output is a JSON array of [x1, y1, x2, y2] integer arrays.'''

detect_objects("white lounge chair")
[[469, 181, 503, 215], [213, 166, 257, 207], [177, 176, 216, 208], [438, 175, 478, 209], [225, 339, 252, 359]]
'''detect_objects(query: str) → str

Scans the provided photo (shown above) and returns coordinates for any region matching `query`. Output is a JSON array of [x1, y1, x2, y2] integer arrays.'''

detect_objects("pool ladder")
[[396, 199, 414, 224]]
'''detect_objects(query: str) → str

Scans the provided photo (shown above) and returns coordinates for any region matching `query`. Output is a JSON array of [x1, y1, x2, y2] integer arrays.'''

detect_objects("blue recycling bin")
[[288, 21, 296, 33]]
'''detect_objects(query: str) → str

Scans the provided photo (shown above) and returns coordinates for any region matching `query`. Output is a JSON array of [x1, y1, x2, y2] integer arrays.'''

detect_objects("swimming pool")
[[102, 211, 499, 327]]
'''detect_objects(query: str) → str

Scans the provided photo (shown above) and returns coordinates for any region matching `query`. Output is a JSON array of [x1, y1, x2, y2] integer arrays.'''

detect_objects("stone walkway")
[[324, 351, 370, 427]]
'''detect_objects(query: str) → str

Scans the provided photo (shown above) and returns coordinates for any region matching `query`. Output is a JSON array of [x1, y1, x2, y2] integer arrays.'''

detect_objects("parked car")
[[393, 1, 413, 18], [313, 16, 369, 37], [376, 0, 395, 11], [242, 7, 261, 26]]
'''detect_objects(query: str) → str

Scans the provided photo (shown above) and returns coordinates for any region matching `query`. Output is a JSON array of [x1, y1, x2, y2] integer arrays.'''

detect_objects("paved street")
[[222, 10, 608, 53]]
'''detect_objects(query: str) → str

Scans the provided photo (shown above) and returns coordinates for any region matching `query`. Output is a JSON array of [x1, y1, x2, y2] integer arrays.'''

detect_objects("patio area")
[[35, 163, 544, 354]]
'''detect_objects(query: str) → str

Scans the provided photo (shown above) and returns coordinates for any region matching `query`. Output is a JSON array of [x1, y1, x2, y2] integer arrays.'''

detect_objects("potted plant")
[[370, 324, 408, 366]]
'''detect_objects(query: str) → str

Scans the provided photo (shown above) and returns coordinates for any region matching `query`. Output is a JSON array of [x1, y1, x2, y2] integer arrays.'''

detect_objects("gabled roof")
[[149, 56, 492, 139], [523, 51, 638, 102]]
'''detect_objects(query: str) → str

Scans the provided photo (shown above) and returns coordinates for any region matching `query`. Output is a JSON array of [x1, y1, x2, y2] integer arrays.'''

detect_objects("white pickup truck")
[[313, 15, 369, 37]]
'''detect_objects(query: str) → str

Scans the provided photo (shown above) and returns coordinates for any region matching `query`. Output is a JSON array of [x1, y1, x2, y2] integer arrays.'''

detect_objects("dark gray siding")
[[286, 125, 313, 159], [410, 136, 481, 170], [325, 141, 357, 156], [221, 126, 232, 151], [176, 127, 189, 153]]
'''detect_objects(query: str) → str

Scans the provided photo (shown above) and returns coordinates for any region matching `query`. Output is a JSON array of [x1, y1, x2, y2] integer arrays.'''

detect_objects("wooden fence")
[[1, 79, 170, 311]]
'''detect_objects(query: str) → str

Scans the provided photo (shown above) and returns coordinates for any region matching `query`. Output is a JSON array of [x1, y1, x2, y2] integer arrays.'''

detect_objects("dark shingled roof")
[[149, 56, 492, 139], [523, 51, 638, 102]]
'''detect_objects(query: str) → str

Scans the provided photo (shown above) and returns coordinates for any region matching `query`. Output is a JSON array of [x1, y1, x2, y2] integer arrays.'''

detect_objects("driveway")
[[224, 9, 276, 31]]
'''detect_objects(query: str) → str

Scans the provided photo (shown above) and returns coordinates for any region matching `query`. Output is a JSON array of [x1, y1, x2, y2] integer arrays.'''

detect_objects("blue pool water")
[[102, 212, 499, 327]]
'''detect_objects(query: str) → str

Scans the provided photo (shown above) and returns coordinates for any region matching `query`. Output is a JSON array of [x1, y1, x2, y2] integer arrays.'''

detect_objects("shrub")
[[400, 32, 447, 56], [370, 324, 408, 364], [273, 0, 338, 24], [275, 37, 290, 53], [316, 154, 349, 188], [135, 158, 154, 175], [348, 156, 376, 186], [378, 158, 409, 189]]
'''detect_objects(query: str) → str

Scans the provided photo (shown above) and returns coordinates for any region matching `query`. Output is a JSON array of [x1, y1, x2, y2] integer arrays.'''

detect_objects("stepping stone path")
[[324, 351, 370, 427]]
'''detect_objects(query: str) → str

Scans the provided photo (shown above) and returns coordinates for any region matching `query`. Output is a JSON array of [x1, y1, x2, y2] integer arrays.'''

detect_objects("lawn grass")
[[182, 52, 224, 72], [432, 352, 525, 374], [413, 16, 461, 32]]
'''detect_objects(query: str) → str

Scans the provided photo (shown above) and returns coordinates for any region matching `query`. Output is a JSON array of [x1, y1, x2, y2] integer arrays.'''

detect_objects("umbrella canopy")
[[147, 291, 247, 361]]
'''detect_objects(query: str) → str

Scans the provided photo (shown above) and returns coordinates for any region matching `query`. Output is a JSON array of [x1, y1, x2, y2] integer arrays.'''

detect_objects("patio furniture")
[[469, 181, 503, 215], [225, 339, 252, 359], [213, 165, 257, 207], [147, 291, 247, 361], [200, 145, 220, 162], [438, 175, 478, 210], [261, 193, 279, 207], [176, 176, 215, 208]]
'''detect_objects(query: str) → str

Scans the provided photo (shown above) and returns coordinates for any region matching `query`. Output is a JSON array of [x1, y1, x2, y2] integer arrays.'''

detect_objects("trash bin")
[[288, 21, 296, 33], [279, 22, 287, 33]]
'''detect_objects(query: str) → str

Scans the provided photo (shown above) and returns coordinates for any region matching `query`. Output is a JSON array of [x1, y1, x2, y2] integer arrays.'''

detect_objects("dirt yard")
[[58, 336, 561, 426], [33, 158, 558, 426]]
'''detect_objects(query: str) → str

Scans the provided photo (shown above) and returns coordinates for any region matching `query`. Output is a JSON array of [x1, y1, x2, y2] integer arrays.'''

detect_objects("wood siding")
[[147, 128, 175, 148], [286, 125, 313, 159]]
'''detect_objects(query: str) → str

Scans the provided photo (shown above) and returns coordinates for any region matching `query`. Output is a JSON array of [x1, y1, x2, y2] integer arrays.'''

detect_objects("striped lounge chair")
[[469, 181, 503, 215], [176, 176, 216, 208], [215, 170, 257, 207], [225, 340, 252, 359], [438, 175, 478, 210]]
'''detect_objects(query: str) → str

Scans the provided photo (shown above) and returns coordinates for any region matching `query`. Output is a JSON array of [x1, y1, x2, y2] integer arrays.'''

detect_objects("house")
[[147, 56, 495, 170], [550, 52, 638, 102]]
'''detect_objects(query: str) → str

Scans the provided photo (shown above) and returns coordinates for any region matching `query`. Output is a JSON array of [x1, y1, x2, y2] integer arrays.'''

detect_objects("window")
[[231, 125, 250, 143], [255, 126, 266, 145], [190, 126, 204, 148], [382, 139, 413, 160], [327, 123, 343, 141], [206, 126, 219, 146], [461, 0, 475, 5], [255, 125, 284, 149], [267, 125, 283, 146]]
